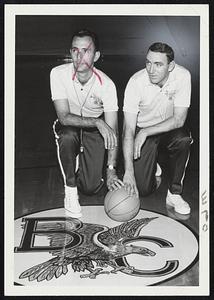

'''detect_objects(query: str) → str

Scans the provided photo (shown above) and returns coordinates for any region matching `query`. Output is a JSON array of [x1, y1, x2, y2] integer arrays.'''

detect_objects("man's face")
[[70, 36, 99, 73], [146, 50, 172, 87]]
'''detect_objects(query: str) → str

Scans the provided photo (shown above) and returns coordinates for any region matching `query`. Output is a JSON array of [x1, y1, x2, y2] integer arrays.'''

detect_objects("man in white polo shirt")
[[123, 42, 193, 215], [50, 29, 123, 218]]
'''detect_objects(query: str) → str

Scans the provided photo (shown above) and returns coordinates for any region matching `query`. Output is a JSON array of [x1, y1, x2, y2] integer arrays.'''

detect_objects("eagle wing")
[[98, 217, 158, 246], [19, 219, 108, 282]]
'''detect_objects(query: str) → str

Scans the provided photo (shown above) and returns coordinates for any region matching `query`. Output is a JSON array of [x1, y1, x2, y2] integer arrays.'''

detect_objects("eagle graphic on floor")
[[19, 217, 157, 281]]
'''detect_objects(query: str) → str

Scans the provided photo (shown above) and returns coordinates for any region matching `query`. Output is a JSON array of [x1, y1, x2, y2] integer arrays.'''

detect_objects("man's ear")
[[94, 51, 100, 62], [168, 60, 175, 72]]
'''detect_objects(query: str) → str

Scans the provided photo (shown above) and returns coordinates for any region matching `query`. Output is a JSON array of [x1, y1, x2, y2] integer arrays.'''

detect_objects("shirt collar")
[[163, 66, 176, 87], [71, 63, 96, 86]]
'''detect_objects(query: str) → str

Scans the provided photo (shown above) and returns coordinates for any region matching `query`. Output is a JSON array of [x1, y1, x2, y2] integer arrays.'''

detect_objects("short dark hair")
[[148, 42, 174, 63], [71, 29, 99, 51]]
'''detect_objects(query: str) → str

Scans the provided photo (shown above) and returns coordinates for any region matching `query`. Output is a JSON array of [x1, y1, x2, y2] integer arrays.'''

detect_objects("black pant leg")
[[160, 127, 193, 194], [77, 129, 106, 195], [134, 135, 160, 196], [53, 120, 80, 187]]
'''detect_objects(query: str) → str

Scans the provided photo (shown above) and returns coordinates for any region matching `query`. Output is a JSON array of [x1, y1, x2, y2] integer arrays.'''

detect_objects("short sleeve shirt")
[[123, 64, 191, 128], [50, 63, 118, 117]]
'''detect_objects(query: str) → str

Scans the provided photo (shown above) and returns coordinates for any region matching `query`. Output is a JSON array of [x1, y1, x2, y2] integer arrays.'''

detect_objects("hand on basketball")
[[134, 130, 147, 159], [96, 119, 117, 150], [107, 169, 124, 191], [123, 171, 139, 197]]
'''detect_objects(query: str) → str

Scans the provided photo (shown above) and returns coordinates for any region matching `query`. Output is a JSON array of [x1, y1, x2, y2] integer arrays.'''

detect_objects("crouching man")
[[50, 29, 123, 218], [122, 42, 193, 215]]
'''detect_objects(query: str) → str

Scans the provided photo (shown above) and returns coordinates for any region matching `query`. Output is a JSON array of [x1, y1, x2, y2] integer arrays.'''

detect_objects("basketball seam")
[[111, 203, 140, 216], [107, 195, 133, 213]]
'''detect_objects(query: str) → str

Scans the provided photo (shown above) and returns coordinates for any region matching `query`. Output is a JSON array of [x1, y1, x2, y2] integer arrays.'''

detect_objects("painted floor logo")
[[14, 207, 198, 286]]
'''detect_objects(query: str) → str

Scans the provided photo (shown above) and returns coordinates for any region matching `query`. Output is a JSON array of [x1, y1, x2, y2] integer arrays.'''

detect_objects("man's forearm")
[[107, 141, 118, 167], [123, 134, 135, 173], [58, 113, 101, 128]]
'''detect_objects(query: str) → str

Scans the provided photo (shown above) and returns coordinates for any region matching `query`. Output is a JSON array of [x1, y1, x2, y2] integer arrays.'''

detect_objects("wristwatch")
[[107, 164, 116, 170]]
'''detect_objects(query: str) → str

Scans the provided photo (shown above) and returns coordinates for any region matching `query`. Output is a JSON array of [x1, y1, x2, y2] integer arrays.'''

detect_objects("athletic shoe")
[[166, 206, 190, 221], [64, 185, 82, 218], [166, 190, 191, 215]]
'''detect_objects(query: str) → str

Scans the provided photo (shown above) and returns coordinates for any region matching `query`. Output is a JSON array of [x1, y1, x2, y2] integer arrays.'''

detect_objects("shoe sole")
[[166, 198, 190, 215]]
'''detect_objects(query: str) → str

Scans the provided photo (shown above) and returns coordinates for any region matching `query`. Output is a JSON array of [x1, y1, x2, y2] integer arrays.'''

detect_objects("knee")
[[79, 186, 95, 195], [136, 180, 155, 197], [172, 136, 192, 150], [59, 128, 78, 146], [78, 179, 104, 196]]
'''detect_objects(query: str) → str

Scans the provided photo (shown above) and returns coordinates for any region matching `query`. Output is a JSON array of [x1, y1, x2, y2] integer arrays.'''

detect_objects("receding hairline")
[[147, 42, 174, 63], [72, 35, 96, 48], [146, 50, 169, 59], [70, 29, 99, 51]]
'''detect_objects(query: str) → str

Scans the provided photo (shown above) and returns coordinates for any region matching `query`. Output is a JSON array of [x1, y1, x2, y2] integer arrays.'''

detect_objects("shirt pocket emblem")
[[90, 94, 103, 106], [164, 90, 176, 101]]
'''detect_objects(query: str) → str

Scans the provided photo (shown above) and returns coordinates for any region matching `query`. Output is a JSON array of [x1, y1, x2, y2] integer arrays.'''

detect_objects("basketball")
[[104, 187, 140, 222]]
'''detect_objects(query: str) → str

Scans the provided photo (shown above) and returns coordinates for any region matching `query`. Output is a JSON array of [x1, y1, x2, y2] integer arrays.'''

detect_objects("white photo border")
[[4, 4, 209, 296]]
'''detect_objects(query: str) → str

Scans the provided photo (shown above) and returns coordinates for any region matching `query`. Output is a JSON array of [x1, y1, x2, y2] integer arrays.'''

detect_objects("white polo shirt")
[[50, 63, 118, 118], [123, 64, 191, 128]]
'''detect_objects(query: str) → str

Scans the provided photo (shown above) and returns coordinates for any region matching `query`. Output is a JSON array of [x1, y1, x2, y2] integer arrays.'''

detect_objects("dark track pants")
[[134, 127, 193, 196], [53, 120, 105, 195]]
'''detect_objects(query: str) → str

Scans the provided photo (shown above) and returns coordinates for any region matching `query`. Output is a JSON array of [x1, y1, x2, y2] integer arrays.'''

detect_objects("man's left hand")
[[134, 129, 147, 159], [107, 169, 124, 191]]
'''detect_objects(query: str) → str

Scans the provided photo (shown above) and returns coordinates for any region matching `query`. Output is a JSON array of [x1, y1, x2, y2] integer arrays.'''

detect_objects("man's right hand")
[[123, 171, 139, 198], [96, 119, 117, 149]]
